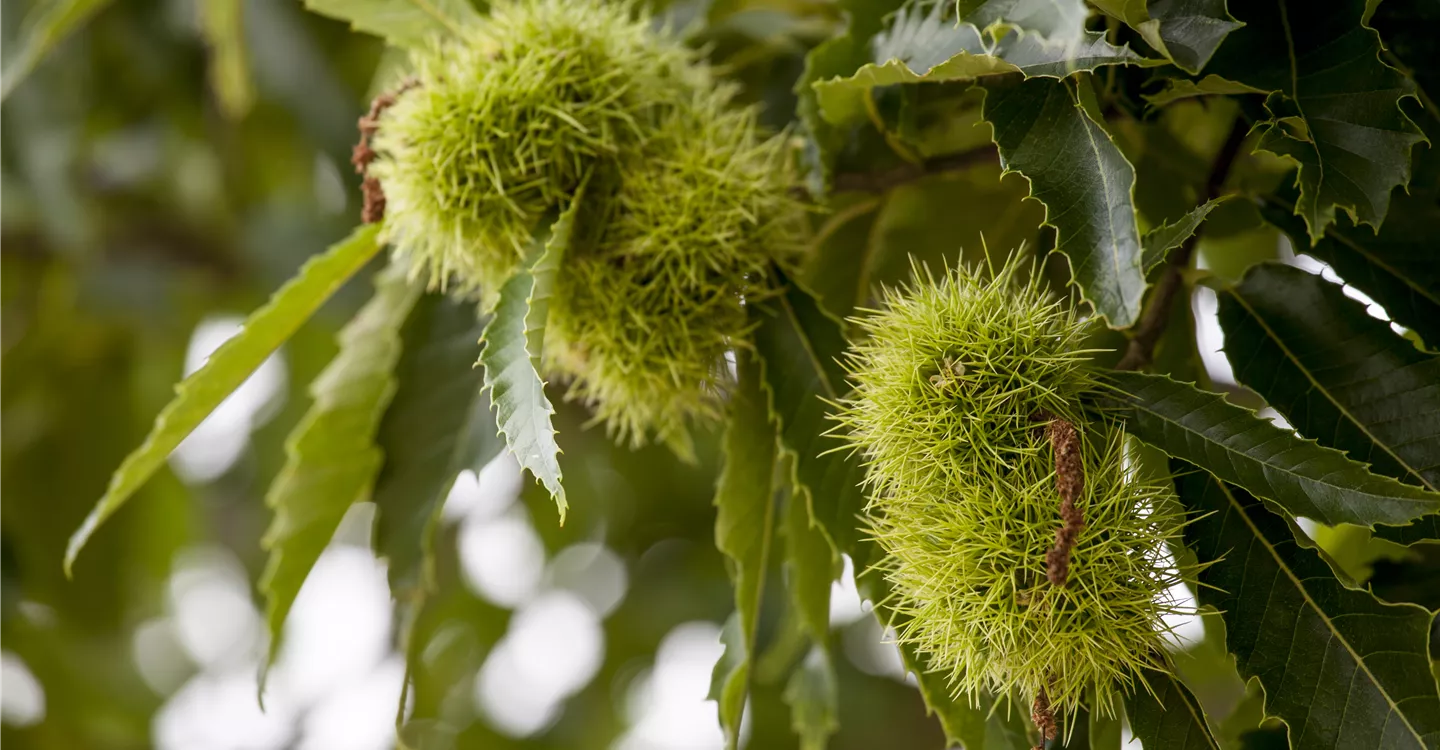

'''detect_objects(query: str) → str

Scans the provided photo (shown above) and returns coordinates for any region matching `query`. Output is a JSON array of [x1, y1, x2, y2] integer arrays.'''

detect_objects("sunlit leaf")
[[479, 184, 587, 522], [302, 0, 479, 50], [981, 75, 1146, 327], [260, 263, 422, 671], [66, 224, 385, 574], [814, 0, 1144, 129], [0, 0, 114, 101], [1180, 472, 1440, 749], [1143, 74, 1265, 108], [1104, 371, 1440, 528]]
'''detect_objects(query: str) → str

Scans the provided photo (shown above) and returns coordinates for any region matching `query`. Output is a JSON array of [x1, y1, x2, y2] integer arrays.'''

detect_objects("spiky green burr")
[[835, 256, 1188, 717]]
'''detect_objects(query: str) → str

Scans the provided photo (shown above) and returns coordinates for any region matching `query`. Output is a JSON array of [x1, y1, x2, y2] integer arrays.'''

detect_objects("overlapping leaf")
[[260, 264, 422, 669], [1104, 371, 1440, 528], [1218, 263, 1440, 492], [712, 350, 778, 749], [981, 76, 1146, 327], [781, 479, 839, 750], [1179, 472, 1440, 749], [812, 0, 1143, 127], [1124, 667, 1222, 749], [0, 0, 114, 101], [1259, 193, 1440, 348], [1143, 74, 1264, 108], [751, 269, 867, 554], [479, 188, 586, 522], [1091, 0, 1243, 74], [66, 224, 385, 573], [372, 292, 497, 604], [1206, 0, 1424, 242], [303, 0, 479, 50]]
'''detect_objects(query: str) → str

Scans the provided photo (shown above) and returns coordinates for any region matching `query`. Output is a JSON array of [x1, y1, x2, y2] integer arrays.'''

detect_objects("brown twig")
[[1031, 413, 1085, 587], [831, 146, 999, 194], [1115, 118, 1249, 371], [1031, 686, 1057, 749], [352, 78, 419, 224]]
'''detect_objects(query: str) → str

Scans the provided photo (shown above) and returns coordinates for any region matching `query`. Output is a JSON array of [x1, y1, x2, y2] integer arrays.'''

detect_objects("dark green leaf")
[[1123, 668, 1222, 749], [67, 224, 384, 573], [0, 0, 114, 101], [199, 0, 254, 120], [260, 264, 423, 669], [804, 195, 886, 320], [1091, 0, 1243, 74], [784, 646, 840, 750], [812, 0, 1143, 128], [373, 292, 497, 603], [1218, 262, 1440, 492], [479, 187, 586, 522], [1258, 193, 1440, 349], [302, 0, 479, 50], [981, 76, 1146, 327], [1104, 371, 1440, 528], [752, 269, 867, 555], [1179, 471, 1440, 749], [713, 350, 779, 749], [1142, 197, 1233, 272], [1206, 0, 1424, 241]]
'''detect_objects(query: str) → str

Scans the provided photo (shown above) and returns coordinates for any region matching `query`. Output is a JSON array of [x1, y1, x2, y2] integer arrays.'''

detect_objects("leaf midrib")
[[1215, 481, 1427, 745], [1224, 287, 1434, 491], [1127, 376, 1438, 515]]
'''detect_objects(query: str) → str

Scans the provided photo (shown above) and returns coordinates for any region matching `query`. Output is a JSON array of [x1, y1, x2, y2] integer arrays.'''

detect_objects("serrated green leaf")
[[959, 0, 1088, 40], [199, 0, 254, 120], [1258, 192, 1440, 349], [813, 0, 1144, 127], [1179, 471, 1440, 749], [783, 487, 837, 645], [373, 292, 497, 603], [302, 0, 479, 50], [1218, 262, 1440, 491], [260, 263, 423, 670], [751, 268, 867, 555], [796, 0, 906, 191], [66, 224, 384, 574], [709, 612, 751, 749], [0, 0, 114, 101], [1092, 0, 1243, 74], [1104, 371, 1440, 528], [1142, 196, 1233, 272], [1206, 0, 1424, 242], [1217, 262, 1440, 545], [712, 349, 778, 749], [479, 185, 586, 522], [1123, 668, 1222, 750], [1142, 74, 1265, 108], [980, 75, 1146, 327], [784, 646, 840, 750]]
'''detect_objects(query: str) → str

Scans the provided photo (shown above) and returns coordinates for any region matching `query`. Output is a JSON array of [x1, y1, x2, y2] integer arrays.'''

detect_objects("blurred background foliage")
[[3, 0, 1437, 749]]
